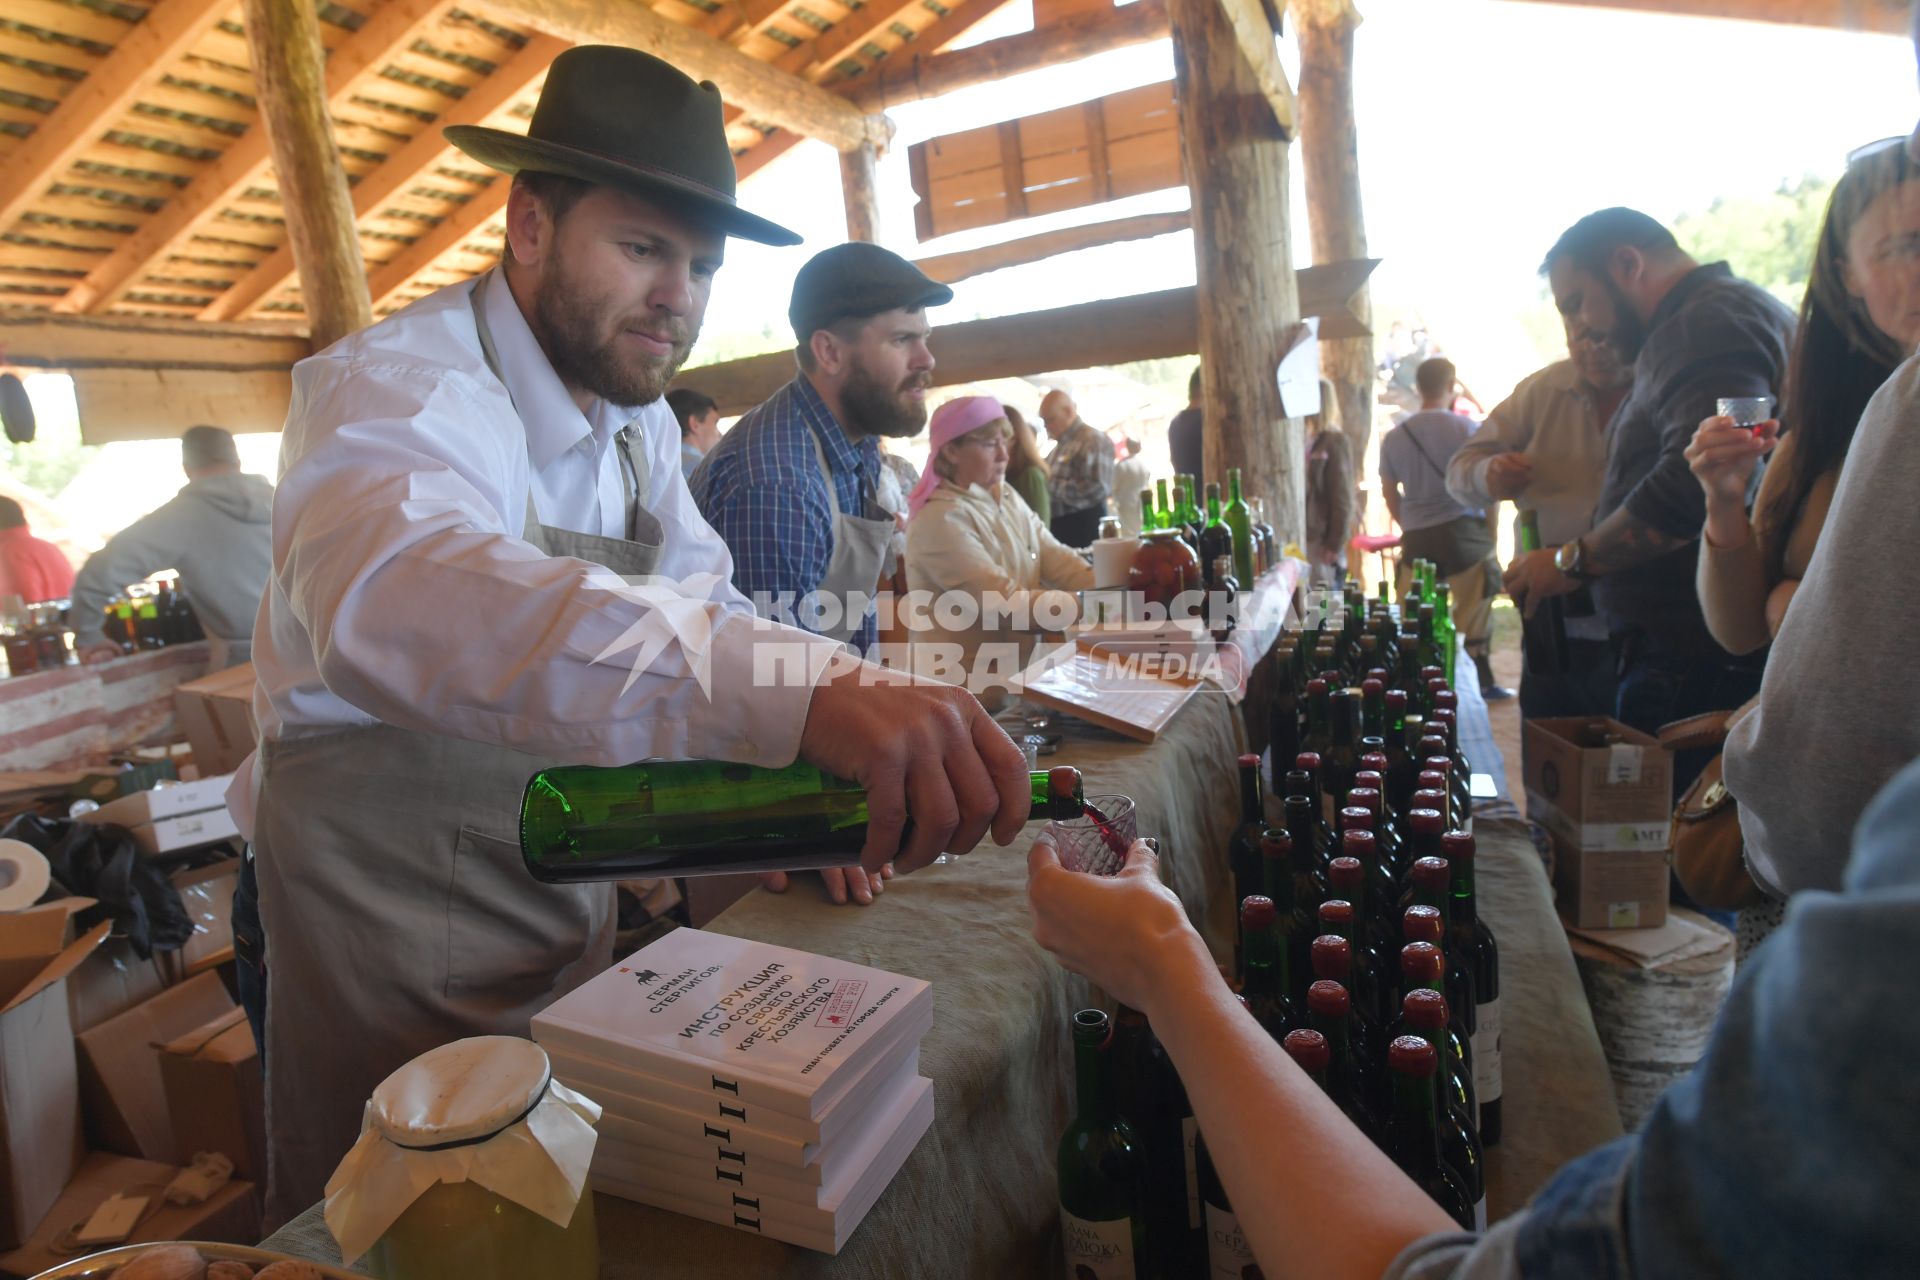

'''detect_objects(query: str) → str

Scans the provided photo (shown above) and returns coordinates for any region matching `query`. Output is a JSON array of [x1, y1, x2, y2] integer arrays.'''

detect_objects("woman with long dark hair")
[[1689, 141, 1916, 653], [1688, 138, 1920, 957]]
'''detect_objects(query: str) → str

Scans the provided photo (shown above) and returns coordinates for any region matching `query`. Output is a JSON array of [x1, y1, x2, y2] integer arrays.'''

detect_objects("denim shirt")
[[1385, 753, 1920, 1280]]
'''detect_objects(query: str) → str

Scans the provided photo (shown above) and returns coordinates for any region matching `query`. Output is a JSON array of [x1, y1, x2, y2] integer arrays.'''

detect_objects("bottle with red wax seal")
[[1306, 978, 1378, 1139], [1398, 990, 1487, 1230], [1443, 830, 1502, 1147], [1384, 1036, 1475, 1230], [1239, 895, 1298, 1040]]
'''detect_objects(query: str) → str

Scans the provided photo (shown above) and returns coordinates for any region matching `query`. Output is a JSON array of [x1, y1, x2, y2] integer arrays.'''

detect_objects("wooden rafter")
[[55, 0, 462, 317], [728, 0, 1013, 185], [0, 0, 233, 241], [204, 33, 570, 321], [912, 210, 1192, 283], [848, 0, 1170, 109], [1210, 0, 1297, 139], [472, 0, 890, 151], [363, 175, 508, 313]]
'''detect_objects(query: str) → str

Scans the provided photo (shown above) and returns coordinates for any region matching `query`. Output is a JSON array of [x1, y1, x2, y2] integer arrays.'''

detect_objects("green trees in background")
[[1672, 174, 1836, 309]]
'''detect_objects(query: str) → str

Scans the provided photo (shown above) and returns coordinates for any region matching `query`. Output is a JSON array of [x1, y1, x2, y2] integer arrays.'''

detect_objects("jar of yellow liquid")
[[324, 1036, 601, 1280]]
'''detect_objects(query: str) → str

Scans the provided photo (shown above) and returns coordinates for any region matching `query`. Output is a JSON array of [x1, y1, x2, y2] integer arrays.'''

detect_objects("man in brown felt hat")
[[241, 46, 1032, 1222]]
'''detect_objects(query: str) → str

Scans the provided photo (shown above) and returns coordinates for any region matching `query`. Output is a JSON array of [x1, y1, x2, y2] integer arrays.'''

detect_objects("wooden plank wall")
[[908, 81, 1182, 240]]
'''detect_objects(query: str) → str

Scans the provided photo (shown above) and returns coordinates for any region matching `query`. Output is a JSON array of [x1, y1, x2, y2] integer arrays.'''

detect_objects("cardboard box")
[[1523, 717, 1674, 851], [0, 1152, 258, 1279], [157, 1006, 265, 1184], [1523, 717, 1673, 930], [158, 860, 239, 985], [0, 901, 109, 1250], [79, 775, 241, 857], [1551, 843, 1670, 930], [172, 663, 258, 779], [67, 935, 169, 1036], [75, 971, 234, 1162]]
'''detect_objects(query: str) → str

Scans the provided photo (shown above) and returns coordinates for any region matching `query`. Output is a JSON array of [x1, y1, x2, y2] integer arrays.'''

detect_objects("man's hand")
[[1027, 834, 1208, 1017], [1483, 452, 1535, 501], [761, 863, 894, 905], [798, 656, 1030, 875], [1502, 548, 1579, 618]]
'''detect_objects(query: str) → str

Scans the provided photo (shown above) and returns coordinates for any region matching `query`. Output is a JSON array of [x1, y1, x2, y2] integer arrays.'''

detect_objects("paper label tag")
[[1471, 994, 1502, 1105], [1607, 743, 1642, 785], [1061, 1211, 1136, 1278], [1606, 901, 1643, 929], [1205, 1201, 1261, 1278], [1183, 1115, 1200, 1230]]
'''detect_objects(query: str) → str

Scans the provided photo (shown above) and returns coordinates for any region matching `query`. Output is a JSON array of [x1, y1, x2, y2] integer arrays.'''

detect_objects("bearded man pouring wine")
[[235, 47, 1031, 1225]]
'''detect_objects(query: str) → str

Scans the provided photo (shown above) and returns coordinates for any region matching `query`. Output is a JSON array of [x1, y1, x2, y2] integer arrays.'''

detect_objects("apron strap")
[[468, 269, 649, 546], [808, 428, 846, 520]]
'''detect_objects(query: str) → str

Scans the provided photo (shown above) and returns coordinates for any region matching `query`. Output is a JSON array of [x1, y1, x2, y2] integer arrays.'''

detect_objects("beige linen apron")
[[252, 274, 668, 1225], [808, 430, 893, 649]]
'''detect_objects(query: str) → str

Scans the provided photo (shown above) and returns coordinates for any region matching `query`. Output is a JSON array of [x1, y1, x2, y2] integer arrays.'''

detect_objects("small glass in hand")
[[1717, 395, 1775, 433], [1048, 793, 1137, 877]]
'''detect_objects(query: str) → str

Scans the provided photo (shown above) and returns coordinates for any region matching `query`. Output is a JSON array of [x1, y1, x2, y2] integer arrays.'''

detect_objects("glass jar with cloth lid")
[[324, 1036, 600, 1280]]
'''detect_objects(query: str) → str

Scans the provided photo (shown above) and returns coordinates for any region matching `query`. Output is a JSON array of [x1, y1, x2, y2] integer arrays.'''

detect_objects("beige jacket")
[[904, 480, 1094, 688]]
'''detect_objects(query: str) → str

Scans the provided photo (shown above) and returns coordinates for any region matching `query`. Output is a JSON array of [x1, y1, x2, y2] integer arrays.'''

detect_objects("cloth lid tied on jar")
[[323, 1035, 600, 1265]]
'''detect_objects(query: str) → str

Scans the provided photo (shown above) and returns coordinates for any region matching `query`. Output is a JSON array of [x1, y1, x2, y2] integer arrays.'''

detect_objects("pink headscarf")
[[906, 395, 1008, 517]]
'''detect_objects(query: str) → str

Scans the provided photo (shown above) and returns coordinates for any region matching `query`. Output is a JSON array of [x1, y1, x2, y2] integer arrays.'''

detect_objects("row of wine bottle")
[[1055, 607, 1504, 1276]]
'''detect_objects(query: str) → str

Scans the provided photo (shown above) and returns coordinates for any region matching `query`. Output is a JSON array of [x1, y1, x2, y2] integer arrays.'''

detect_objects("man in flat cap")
[[241, 47, 1029, 1221], [690, 242, 951, 664]]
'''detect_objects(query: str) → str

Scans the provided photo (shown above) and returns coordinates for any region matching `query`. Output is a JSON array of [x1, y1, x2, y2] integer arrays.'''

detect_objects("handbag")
[[1657, 703, 1766, 910]]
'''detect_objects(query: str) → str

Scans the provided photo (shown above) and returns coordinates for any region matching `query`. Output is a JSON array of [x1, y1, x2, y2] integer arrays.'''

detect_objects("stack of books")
[[533, 928, 934, 1254]]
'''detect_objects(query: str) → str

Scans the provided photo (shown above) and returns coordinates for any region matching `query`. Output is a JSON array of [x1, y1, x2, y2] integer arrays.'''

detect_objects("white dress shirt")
[[248, 269, 839, 776]]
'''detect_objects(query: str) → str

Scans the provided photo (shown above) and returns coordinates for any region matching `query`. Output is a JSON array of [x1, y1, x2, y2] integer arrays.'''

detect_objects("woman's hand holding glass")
[[1686, 414, 1778, 549], [1026, 832, 1217, 1016]]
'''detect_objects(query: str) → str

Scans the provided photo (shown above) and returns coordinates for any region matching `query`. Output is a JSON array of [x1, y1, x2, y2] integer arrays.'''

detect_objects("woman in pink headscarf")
[[904, 396, 1094, 702]]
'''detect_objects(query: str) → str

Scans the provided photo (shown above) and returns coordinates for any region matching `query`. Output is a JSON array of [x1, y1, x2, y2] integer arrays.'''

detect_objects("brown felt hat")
[[444, 45, 800, 247]]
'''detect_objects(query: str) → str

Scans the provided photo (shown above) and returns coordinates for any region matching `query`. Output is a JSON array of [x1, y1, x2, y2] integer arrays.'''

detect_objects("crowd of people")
[[1027, 10, 1920, 1278]]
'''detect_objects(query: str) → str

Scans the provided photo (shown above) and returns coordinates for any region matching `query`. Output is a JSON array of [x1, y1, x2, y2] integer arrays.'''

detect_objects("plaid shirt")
[[1046, 419, 1115, 515], [689, 375, 882, 653]]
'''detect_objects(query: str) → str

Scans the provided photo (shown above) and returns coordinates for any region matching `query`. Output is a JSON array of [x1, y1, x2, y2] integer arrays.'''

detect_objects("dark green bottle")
[[521, 763, 1084, 882], [1199, 483, 1235, 591], [1058, 1009, 1145, 1278], [1224, 468, 1255, 588], [1385, 1035, 1476, 1230], [1239, 896, 1297, 1040], [1399, 988, 1487, 1231], [1443, 831, 1502, 1148]]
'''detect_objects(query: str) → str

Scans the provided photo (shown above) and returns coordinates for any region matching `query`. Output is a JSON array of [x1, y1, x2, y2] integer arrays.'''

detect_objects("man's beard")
[[531, 252, 695, 408], [840, 355, 931, 438], [1601, 275, 1647, 364]]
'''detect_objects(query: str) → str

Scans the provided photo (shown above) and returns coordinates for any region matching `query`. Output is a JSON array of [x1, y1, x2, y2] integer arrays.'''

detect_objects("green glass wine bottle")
[[1224, 468, 1255, 587], [1384, 1036, 1476, 1231], [521, 763, 1085, 882], [1058, 1008, 1146, 1279], [1140, 487, 1160, 533]]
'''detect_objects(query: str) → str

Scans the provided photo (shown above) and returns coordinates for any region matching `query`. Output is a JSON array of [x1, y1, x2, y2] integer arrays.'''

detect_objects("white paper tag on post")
[[1607, 743, 1642, 785]]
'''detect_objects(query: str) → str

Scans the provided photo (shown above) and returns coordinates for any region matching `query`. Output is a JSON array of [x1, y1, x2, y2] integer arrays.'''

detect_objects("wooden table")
[[265, 693, 1620, 1277]]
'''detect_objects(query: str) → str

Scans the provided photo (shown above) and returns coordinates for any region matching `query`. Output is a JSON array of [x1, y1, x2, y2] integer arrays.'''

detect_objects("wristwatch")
[[1554, 538, 1593, 581]]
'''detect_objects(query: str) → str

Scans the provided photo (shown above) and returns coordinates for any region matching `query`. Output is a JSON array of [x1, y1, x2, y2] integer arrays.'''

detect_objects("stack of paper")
[[533, 929, 935, 1254]]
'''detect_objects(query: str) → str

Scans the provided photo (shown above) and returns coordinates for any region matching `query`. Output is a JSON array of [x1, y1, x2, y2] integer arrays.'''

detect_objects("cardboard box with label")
[[75, 970, 235, 1162], [78, 774, 240, 857], [158, 1005, 266, 1184], [1523, 717, 1673, 930], [172, 663, 258, 779], [0, 900, 109, 1250], [0, 1152, 258, 1279]]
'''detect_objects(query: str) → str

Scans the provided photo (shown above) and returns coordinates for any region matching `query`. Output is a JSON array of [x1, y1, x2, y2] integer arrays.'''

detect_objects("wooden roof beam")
[[0, 0, 233, 241], [1209, 0, 1297, 139], [55, 0, 462, 316], [729, 0, 1013, 187], [472, 0, 891, 151], [1496, 0, 1909, 33], [848, 0, 1170, 109], [204, 33, 569, 321], [675, 262, 1377, 414], [912, 210, 1191, 283]]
